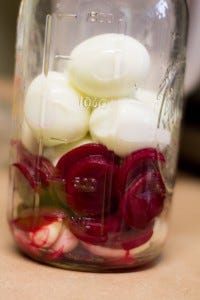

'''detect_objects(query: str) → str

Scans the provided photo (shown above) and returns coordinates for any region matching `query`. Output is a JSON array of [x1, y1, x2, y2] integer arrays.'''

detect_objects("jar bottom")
[[11, 214, 168, 272], [14, 240, 166, 273]]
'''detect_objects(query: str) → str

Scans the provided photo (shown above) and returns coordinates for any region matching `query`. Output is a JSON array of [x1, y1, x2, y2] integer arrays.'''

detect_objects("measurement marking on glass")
[[55, 55, 72, 60], [57, 13, 77, 19], [41, 14, 52, 132], [42, 15, 52, 76], [35, 14, 53, 209]]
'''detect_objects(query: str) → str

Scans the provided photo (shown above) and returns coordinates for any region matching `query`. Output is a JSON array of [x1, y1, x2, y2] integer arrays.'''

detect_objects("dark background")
[[0, 1, 20, 77]]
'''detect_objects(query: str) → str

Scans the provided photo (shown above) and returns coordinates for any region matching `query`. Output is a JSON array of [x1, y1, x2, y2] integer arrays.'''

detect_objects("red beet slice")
[[118, 148, 165, 193], [70, 213, 153, 251], [103, 219, 154, 250], [13, 140, 34, 166], [13, 141, 55, 189], [69, 215, 121, 245], [65, 156, 117, 215], [14, 162, 40, 190], [120, 171, 166, 229], [13, 209, 66, 232], [36, 157, 55, 186], [118, 227, 153, 250], [56, 144, 118, 216], [56, 143, 116, 178]]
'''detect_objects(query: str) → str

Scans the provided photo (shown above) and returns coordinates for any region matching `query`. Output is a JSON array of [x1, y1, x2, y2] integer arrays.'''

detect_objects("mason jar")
[[8, 0, 188, 271]]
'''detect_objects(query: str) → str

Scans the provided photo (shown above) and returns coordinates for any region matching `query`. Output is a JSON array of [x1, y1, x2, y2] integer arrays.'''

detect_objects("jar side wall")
[[9, 0, 187, 271]]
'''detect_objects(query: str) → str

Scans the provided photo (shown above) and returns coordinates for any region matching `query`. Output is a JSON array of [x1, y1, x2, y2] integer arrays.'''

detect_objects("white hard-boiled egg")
[[24, 72, 90, 147], [44, 136, 93, 166], [21, 120, 38, 154], [68, 33, 150, 98], [90, 98, 171, 157], [29, 221, 63, 248]]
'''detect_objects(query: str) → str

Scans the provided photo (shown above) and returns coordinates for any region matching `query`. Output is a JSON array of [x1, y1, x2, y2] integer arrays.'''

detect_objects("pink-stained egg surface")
[[12, 209, 78, 259], [49, 227, 78, 258]]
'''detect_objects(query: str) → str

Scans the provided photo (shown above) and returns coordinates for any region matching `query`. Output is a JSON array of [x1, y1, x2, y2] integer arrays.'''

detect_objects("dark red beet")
[[13, 141, 55, 189], [13, 140, 35, 166], [69, 215, 121, 245], [56, 143, 116, 179], [56, 144, 118, 216], [13, 209, 66, 232], [66, 156, 116, 215], [36, 157, 55, 186], [118, 148, 165, 193], [120, 171, 166, 229], [14, 162, 40, 190], [119, 228, 153, 250], [104, 219, 154, 250], [70, 213, 153, 251]]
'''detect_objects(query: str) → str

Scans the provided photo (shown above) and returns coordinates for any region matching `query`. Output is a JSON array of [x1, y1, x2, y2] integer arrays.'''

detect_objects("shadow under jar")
[[8, 0, 188, 271]]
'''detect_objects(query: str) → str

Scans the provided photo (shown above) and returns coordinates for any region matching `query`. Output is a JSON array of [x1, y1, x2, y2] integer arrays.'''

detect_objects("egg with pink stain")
[[12, 209, 78, 259]]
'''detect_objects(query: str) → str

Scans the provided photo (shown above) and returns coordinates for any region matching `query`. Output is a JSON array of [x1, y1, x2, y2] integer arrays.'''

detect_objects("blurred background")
[[0, 0, 200, 174]]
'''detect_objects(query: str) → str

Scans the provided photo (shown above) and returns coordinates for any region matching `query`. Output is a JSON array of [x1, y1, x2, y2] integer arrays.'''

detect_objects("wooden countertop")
[[0, 168, 200, 300]]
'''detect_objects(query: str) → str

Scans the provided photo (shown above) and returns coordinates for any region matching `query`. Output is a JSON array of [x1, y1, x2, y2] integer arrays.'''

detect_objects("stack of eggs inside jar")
[[13, 34, 170, 264]]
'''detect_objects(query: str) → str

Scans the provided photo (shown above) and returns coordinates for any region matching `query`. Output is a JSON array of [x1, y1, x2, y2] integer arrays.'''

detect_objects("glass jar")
[[9, 0, 188, 271]]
